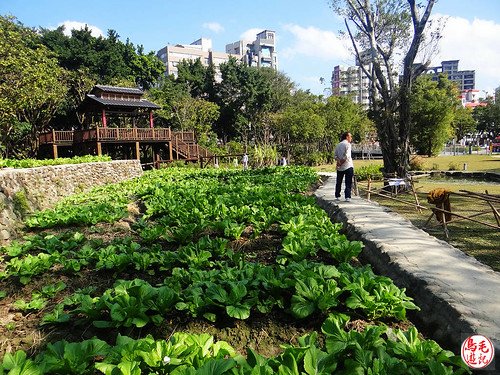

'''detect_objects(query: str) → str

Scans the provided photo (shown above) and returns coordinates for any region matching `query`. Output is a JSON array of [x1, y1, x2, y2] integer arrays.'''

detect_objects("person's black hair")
[[340, 131, 351, 141]]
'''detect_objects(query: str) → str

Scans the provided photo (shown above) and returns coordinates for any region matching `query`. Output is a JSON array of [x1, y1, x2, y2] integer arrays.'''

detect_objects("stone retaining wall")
[[0, 160, 143, 241]]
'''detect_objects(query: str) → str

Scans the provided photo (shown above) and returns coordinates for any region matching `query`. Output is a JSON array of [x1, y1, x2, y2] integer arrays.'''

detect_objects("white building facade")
[[226, 30, 278, 70], [157, 30, 278, 82], [331, 65, 371, 108], [156, 38, 240, 81]]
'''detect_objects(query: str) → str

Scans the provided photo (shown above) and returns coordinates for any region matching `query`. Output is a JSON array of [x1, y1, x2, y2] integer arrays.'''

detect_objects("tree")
[[452, 106, 476, 142], [215, 58, 273, 143], [0, 16, 67, 158], [330, 0, 438, 176], [171, 96, 220, 147], [270, 90, 326, 162], [146, 76, 190, 127], [409, 75, 459, 156], [322, 95, 374, 154], [40, 26, 163, 89], [176, 59, 212, 99], [473, 100, 500, 137]]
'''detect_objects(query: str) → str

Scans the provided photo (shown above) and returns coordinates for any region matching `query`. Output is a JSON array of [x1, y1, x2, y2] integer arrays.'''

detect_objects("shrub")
[[355, 164, 383, 181], [448, 162, 458, 171], [409, 155, 426, 171]]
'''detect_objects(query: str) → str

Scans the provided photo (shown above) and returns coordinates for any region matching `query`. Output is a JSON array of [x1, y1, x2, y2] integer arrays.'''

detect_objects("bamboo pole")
[[358, 185, 500, 230], [485, 190, 500, 226]]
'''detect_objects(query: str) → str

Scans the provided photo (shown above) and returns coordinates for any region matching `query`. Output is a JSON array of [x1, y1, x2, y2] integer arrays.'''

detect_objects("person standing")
[[334, 132, 354, 201], [242, 153, 249, 170]]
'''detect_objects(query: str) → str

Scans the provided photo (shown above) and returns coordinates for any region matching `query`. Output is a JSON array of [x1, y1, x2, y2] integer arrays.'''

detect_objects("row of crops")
[[0, 166, 470, 374], [0, 155, 112, 169]]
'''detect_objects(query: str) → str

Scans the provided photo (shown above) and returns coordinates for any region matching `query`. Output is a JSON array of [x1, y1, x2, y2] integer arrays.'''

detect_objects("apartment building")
[[331, 65, 371, 108], [156, 38, 240, 80], [425, 60, 475, 90], [156, 30, 278, 81], [226, 30, 278, 70]]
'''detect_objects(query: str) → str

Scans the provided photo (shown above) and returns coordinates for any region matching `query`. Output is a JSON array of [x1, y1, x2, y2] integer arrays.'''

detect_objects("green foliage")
[[338, 264, 419, 320], [355, 164, 383, 181], [40, 27, 163, 90], [0, 16, 67, 158], [453, 106, 476, 141], [1, 326, 470, 374], [472, 98, 500, 135], [12, 190, 30, 216], [0, 155, 111, 169], [410, 75, 460, 156], [252, 144, 278, 167], [321, 313, 470, 374], [0, 167, 465, 373]]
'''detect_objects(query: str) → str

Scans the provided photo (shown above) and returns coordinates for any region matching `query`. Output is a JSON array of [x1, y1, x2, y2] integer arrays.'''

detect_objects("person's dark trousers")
[[335, 167, 354, 199]]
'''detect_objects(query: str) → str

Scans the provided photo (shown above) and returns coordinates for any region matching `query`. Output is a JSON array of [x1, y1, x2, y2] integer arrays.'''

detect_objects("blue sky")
[[2, 0, 500, 96]]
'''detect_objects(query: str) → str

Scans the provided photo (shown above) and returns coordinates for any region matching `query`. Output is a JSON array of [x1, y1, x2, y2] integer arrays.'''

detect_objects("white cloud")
[[202, 22, 224, 33], [58, 21, 104, 37], [280, 24, 351, 61], [240, 28, 264, 42], [433, 14, 500, 92]]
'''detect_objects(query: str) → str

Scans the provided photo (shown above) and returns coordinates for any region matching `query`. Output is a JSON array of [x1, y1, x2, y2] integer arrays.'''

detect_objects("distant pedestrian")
[[242, 153, 249, 170], [334, 131, 354, 202]]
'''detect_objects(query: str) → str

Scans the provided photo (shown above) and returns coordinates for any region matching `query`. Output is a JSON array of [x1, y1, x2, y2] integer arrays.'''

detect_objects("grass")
[[314, 153, 500, 173], [314, 154, 500, 272]]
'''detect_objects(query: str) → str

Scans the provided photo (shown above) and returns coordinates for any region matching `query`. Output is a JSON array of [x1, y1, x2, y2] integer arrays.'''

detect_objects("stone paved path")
[[315, 173, 500, 371]]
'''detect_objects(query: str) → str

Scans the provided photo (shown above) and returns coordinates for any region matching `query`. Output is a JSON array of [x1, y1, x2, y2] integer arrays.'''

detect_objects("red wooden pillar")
[[102, 109, 107, 127], [149, 110, 154, 128]]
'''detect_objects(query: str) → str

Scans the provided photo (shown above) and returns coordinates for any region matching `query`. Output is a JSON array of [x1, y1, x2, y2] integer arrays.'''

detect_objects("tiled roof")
[[92, 85, 144, 95], [86, 95, 161, 109]]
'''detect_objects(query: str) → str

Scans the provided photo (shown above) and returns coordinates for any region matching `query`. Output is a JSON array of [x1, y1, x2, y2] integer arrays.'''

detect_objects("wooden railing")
[[172, 133, 212, 160], [39, 127, 212, 163], [172, 131, 195, 143], [39, 130, 74, 144], [95, 127, 173, 141], [42, 127, 182, 144]]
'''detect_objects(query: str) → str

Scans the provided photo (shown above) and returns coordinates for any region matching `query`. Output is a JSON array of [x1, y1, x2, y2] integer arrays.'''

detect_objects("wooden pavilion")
[[38, 85, 212, 167]]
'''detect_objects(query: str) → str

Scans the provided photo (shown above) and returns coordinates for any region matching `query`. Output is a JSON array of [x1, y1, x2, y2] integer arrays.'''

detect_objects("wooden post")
[[52, 144, 58, 159], [441, 212, 449, 239], [367, 178, 371, 201], [485, 190, 500, 226], [101, 109, 107, 128], [135, 142, 140, 160], [149, 111, 154, 128], [168, 141, 173, 161], [96, 142, 102, 156], [410, 178, 422, 213]]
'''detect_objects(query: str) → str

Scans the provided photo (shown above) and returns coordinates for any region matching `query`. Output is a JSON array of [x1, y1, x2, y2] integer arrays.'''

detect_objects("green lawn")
[[314, 154, 500, 173]]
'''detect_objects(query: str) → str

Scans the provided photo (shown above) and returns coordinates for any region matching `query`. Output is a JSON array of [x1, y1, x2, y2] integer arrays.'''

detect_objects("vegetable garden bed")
[[0, 167, 470, 374]]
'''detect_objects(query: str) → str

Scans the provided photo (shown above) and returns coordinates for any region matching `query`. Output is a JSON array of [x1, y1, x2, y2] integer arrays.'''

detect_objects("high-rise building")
[[425, 60, 475, 90], [331, 65, 371, 108], [226, 30, 278, 70], [156, 38, 240, 81], [157, 30, 278, 82]]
